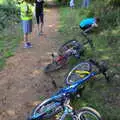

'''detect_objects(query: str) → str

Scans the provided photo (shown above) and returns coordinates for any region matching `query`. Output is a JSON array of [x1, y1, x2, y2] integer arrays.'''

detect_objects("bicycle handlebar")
[[89, 59, 110, 82]]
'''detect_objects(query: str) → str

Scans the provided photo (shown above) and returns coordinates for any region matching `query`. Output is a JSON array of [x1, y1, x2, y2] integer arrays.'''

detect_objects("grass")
[[0, 0, 22, 70], [58, 1, 120, 119], [0, 24, 22, 69]]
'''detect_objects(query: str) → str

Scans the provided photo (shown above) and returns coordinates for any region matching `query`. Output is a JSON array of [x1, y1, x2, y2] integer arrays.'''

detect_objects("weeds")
[[59, 0, 120, 119]]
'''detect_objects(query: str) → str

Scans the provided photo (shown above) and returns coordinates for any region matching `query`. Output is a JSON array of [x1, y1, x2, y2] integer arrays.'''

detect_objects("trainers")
[[24, 42, 32, 48], [27, 42, 32, 48]]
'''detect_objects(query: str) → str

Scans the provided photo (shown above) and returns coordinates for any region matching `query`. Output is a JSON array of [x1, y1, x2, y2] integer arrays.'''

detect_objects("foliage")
[[0, 1, 20, 31], [109, 0, 120, 6], [55, 0, 69, 5], [58, 0, 120, 119], [0, 0, 22, 69]]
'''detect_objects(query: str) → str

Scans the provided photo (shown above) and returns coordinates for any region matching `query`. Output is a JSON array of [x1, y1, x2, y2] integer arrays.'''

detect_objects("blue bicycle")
[[65, 59, 109, 85], [28, 70, 103, 120]]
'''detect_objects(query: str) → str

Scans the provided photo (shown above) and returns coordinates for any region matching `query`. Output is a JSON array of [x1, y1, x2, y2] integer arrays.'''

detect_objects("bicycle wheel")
[[77, 107, 102, 120], [58, 40, 81, 55], [65, 62, 91, 85], [44, 62, 63, 73], [57, 114, 74, 120], [28, 99, 63, 120]]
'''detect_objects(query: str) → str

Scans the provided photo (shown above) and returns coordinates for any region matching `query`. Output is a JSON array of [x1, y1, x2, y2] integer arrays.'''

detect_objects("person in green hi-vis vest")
[[19, 0, 33, 48]]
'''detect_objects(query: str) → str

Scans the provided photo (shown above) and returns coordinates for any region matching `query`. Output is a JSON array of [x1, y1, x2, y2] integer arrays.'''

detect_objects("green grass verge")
[[0, 25, 22, 70], [0, 0, 22, 70], [58, 1, 120, 119]]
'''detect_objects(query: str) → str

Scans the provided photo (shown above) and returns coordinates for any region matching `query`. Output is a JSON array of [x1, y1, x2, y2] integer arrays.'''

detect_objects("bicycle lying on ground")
[[44, 32, 94, 73], [65, 59, 109, 85], [27, 62, 107, 120]]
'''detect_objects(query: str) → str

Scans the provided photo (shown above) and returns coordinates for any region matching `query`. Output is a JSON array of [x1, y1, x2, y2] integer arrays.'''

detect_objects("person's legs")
[[22, 20, 32, 48], [80, 24, 92, 33], [86, 0, 90, 8], [36, 15, 40, 34], [24, 33, 28, 43], [40, 13, 44, 33], [82, 0, 85, 7], [82, 0, 90, 8]]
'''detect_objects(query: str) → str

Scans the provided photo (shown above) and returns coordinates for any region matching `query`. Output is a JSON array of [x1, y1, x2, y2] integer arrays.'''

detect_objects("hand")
[[92, 23, 98, 27]]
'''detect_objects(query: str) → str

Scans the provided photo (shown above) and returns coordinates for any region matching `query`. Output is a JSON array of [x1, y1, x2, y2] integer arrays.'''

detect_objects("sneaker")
[[27, 42, 32, 48], [24, 43, 29, 48], [24, 42, 32, 48]]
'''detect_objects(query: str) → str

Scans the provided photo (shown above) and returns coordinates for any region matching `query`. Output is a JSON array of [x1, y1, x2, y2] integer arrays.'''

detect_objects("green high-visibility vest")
[[20, 2, 33, 20]]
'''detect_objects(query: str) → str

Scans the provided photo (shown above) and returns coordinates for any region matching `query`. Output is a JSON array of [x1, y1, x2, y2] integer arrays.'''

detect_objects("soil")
[[0, 4, 66, 120]]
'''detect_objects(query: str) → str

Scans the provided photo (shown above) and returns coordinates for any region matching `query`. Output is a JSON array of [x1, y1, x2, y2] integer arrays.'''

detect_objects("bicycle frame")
[[57, 72, 96, 94], [59, 99, 75, 120], [52, 48, 79, 66], [81, 31, 95, 50], [30, 72, 96, 120]]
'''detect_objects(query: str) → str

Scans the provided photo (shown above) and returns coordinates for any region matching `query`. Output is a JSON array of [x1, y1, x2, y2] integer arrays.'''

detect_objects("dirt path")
[[0, 5, 65, 120]]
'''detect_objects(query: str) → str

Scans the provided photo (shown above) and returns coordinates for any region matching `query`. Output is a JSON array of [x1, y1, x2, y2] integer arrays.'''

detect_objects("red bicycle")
[[44, 32, 94, 73]]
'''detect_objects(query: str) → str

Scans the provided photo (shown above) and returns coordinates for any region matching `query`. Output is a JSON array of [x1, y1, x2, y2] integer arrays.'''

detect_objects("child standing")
[[35, 0, 44, 35], [19, 0, 33, 48]]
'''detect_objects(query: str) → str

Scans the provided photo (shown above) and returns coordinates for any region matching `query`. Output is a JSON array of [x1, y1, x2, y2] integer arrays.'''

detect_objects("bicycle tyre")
[[44, 62, 63, 73], [57, 113, 75, 120], [28, 99, 63, 120], [58, 40, 81, 55], [65, 62, 91, 85], [76, 107, 102, 120]]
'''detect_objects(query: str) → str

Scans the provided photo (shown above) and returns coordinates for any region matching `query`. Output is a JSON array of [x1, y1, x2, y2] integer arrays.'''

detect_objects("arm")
[[92, 23, 98, 27], [84, 23, 98, 33], [84, 25, 94, 33]]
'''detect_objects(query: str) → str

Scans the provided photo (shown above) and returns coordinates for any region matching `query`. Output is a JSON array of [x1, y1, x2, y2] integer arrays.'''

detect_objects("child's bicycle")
[[27, 66, 106, 120], [44, 32, 94, 73], [65, 59, 109, 85]]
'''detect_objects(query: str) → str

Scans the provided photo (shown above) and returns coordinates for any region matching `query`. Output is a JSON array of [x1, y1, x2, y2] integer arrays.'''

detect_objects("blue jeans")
[[82, 0, 90, 8]]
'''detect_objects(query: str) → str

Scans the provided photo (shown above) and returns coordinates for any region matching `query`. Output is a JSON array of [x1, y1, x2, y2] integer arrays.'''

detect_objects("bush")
[[0, 1, 20, 31], [59, 0, 120, 119], [109, 0, 120, 6], [0, 0, 22, 69]]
